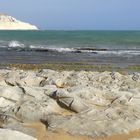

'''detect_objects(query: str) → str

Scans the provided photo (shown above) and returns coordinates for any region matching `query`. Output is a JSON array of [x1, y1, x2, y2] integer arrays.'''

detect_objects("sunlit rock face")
[[0, 13, 38, 30]]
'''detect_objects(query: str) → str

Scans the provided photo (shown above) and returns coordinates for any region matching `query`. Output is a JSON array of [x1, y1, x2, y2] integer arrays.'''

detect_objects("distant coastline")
[[0, 13, 38, 30]]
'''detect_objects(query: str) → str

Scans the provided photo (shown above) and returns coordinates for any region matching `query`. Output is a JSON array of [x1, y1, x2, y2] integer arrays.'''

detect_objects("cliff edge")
[[0, 14, 38, 30]]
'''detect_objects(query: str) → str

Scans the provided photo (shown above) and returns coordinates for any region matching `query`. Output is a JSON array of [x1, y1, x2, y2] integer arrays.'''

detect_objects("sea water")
[[0, 30, 139, 66]]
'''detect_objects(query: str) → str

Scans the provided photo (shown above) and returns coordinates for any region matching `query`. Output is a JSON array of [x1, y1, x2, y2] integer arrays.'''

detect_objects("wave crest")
[[0, 40, 139, 56], [8, 41, 25, 48], [30, 45, 76, 52]]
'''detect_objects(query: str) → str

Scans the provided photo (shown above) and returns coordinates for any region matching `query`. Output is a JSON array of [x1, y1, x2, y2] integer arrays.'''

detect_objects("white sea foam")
[[8, 41, 25, 48], [2, 41, 140, 56], [29, 45, 45, 49], [46, 47, 76, 52], [94, 50, 140, 56], [29, 45, 76, 52]]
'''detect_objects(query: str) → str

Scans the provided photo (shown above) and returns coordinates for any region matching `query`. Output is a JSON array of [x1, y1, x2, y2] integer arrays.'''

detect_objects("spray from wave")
[[8, 41, 26, 48]]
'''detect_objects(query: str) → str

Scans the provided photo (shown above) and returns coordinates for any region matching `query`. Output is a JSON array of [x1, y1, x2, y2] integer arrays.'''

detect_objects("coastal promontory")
[[0, 13, 38, 30]]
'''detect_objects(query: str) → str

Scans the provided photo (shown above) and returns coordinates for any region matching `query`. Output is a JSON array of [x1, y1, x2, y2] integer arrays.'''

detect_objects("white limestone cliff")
[[0, 14, 38, 30]]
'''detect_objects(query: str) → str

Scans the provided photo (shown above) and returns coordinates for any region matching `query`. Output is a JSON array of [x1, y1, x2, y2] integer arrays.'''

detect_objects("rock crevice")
[[0, 69, 140, 138]]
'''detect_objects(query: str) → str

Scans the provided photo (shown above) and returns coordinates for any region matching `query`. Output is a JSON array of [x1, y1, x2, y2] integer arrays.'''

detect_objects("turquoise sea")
[[0, 30, 139, 66]]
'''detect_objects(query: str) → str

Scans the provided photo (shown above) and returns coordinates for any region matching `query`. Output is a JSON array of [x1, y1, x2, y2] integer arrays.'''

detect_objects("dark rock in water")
[[77, 48, 108, 51], [73, 50, 82, 53], [31, 49, 49, 52]]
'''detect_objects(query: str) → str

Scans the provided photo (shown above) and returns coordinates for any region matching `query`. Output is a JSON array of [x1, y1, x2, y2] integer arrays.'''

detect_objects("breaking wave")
[[0, 40, 139, 56], [8, 41, 25, 48], [29, 45, 76, 52]]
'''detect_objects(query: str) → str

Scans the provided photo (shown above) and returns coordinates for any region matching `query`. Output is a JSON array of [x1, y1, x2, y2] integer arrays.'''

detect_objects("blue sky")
[[0, 0, 140, 30]]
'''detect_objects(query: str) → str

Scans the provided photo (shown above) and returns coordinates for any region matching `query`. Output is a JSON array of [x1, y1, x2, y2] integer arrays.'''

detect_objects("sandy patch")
[[23, 122, 140, 140]]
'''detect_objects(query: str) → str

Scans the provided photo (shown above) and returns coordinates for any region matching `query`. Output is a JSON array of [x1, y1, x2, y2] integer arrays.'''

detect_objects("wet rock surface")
[[0, 69, 140, 139]]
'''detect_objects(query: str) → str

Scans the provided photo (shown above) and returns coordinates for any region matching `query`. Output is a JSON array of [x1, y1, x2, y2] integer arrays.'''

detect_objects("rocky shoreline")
[[0, 69, 140, 140]]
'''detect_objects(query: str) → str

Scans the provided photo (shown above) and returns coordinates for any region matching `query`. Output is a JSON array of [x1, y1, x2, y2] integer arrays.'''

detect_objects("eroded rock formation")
[[0, 13, 38, 30], [0, 69, 140, 139]]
